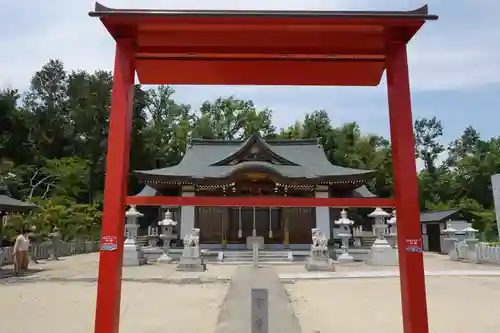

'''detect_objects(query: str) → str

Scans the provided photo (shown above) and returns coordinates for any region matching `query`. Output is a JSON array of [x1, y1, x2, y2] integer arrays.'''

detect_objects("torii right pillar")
[[387, 40, 429, 333]]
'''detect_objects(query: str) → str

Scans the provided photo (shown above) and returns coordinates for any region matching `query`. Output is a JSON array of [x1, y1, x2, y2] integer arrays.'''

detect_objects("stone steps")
[[363, 237, 377, 247], [222, 251, 293, 263]]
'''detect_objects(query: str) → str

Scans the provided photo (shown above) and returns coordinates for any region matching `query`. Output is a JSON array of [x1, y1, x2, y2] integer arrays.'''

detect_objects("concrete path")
[[214, 266, 302, 333]]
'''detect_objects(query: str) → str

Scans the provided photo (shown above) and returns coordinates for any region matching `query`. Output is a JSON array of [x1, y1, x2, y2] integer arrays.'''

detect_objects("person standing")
[[13, 226, 30, 275], [28, 225, 39, 264]]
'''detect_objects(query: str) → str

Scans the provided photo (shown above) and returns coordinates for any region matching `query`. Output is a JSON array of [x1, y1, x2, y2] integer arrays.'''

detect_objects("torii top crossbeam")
[[89, 2, 437, 86]]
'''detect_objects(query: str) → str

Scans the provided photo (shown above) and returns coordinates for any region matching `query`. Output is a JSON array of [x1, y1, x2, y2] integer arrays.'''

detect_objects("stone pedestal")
[[337, 251, 354, 263], [177, 257, 206, 272], [246, 236, 264, 250], [446, 238, 459, 260], [465, 239, 479, 251], [305, 228, 336, 271], [177, 230, 206, 272], [443, 237, 458, 256], [123, 241, 147, 266], [305, 257, 336, 271], [366, 238, 398, 266], [177, 246, 206, 271]]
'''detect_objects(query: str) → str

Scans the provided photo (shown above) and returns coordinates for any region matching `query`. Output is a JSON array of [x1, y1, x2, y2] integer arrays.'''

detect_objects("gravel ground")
[[286, 276, 500, 333], [1, 252, 499, 333]]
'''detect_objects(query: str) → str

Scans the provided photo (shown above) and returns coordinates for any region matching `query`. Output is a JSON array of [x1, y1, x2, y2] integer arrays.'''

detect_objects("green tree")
[[192, 97, 275, 140], [143, 85, 194, 168]]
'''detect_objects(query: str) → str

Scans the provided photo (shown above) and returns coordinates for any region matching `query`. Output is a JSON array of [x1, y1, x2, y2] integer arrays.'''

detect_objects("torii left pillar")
[[94, 39, 135, 333]]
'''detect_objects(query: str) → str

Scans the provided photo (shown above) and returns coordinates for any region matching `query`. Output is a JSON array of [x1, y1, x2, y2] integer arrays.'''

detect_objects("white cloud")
[[1, 0, 499, 135], [2, 0, 499, 92]]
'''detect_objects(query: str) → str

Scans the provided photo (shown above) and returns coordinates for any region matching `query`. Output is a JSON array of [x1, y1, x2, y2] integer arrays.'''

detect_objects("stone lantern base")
[[157, 252, 173, 264], [366, 238, 398, 266], [337, 251, 354, 263], [123, 241, 147, 266]]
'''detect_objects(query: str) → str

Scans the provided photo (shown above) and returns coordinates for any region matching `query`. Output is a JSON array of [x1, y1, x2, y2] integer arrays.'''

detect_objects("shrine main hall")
[[133, 134, 378, 249]]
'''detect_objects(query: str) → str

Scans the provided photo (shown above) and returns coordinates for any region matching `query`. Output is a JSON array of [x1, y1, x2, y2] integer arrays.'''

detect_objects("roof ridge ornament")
[[210, 134, 299, 166]]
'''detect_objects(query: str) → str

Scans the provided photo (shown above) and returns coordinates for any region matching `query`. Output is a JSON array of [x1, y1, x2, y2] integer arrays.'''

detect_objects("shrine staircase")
[[221, 250, 293, 264], [362, 236, 377, 248]]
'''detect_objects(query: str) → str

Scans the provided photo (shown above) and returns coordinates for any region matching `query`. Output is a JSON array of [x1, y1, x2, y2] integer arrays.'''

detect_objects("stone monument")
[[305, 228, 336, 271], [48, 227, 61, 261], [123, 205, 147, 266], [334, 210, 354, 262], [140, 225, 164, 261], [366, 207, 398, 266], [157, 210, 177, 264], [177, 228, 206, 272], [352, 226, 363, 248], [147, 225, 160, 247]]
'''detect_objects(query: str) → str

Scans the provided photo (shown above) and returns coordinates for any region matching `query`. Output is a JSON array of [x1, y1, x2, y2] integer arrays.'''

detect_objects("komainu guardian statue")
[[305, 228, 336, 271], [177, 228, 206, 272]]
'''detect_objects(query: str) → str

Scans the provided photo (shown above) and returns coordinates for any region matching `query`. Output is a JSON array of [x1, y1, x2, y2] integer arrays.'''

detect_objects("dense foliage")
[[1, 59, 498, 242]]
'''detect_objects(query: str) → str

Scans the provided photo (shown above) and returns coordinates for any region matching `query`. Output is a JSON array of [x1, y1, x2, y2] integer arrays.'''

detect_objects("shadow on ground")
[[0, 267, 49, 280]]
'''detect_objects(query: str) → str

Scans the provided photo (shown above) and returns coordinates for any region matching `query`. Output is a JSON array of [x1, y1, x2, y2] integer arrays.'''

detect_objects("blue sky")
[[1, 0, 499, 147]]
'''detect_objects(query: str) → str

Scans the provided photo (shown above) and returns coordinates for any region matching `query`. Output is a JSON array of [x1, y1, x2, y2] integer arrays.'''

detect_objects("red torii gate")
[[89, 3, 438, 333]]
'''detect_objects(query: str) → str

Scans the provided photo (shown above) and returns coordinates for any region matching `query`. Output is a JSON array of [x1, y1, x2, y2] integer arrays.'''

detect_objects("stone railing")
[[1, 240, 100, 266], [473, 243, 500, 264], [449, 241, 500, 265]]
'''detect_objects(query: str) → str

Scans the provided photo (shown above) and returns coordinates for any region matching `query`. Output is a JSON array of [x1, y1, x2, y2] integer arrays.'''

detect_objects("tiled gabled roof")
[[134, 134, 376, 183]]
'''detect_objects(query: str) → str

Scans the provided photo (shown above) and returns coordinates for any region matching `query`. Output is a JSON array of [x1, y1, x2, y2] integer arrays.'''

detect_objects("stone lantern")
[[123, 205, 147, 266], [125, 205, 142, 243], [463, 226, 478, 240], [366, 207, 398, 266], [369, 207, 390, 239], [463, 226, 479, 252], [387, 209, 398, 248], [334, 210, 354, 262], [157, 210, 177, 263], [442, 223, 459, 256], [442, 223, 457, 238]]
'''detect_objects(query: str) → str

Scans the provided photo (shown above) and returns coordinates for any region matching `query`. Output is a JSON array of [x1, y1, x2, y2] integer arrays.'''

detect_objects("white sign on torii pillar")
[[492, 174, 500, 240]]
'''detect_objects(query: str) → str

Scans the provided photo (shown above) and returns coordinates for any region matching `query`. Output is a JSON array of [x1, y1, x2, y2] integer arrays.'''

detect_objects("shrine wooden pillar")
[[94, 39, 135, 333], [386, 40, 429, 333]]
